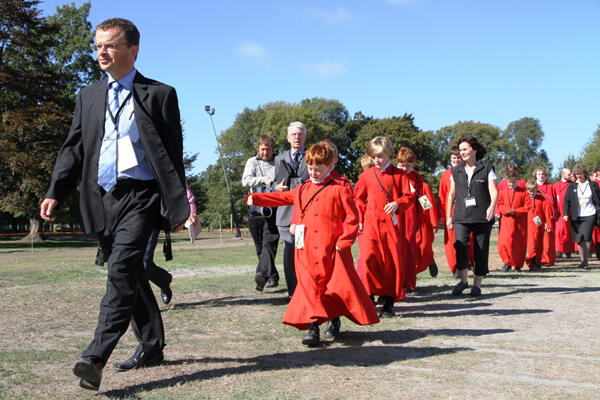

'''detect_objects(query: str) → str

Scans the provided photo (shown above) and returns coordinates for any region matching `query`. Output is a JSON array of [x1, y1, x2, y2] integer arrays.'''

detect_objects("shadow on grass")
[[102, 345, 471, 398], [171, 294, 290, 309], [0, 234, 98, 251]]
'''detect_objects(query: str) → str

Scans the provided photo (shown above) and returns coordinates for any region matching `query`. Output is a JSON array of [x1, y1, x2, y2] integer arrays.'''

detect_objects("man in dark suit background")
[[274, 122, 309, 298], [39, 18, 189, 391]]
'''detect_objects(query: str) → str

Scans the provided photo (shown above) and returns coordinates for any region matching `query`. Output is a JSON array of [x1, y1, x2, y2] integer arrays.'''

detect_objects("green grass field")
[[1, 230, 599, 399]]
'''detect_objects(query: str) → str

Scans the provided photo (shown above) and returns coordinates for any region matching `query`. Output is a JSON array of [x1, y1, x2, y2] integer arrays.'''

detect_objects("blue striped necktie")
[[98, 82, 120, 191]]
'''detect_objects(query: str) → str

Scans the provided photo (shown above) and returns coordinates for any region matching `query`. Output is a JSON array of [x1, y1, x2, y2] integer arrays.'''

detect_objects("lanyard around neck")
[[107, 89, 133, 127], [373, 167, 394, 202], [298, 180, 333, 218]]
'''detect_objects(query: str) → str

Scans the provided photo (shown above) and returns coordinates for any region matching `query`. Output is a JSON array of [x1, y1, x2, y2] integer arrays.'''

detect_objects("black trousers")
[[454, 221, 493, 276], [82, 180, 164, 365], [248, 213, 280, 281], [143, 228, 172, 290], [278, 225, 297, 297]]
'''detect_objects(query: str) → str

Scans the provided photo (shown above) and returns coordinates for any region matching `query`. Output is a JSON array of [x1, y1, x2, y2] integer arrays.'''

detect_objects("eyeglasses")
[[92, 42, 130, 51]]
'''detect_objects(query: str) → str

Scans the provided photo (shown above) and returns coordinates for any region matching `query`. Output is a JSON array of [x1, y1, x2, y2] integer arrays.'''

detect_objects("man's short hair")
[[287, 121, 306, 135], [504, 164, 520, 179], [97, 18, 140, 46], [258, 134, 274, 148]]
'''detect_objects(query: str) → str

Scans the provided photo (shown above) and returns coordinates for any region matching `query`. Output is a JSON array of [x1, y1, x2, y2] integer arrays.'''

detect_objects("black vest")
[[452, 161, 494, 223]]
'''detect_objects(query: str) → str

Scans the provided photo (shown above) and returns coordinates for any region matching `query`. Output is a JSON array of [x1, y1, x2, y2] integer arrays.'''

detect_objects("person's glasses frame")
[[92, 42, 130, 51]]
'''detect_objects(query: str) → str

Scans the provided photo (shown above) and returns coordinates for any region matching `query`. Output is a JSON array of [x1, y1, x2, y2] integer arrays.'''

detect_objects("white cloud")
[[301, 61, 346, 78], [304, 6, 356, 23], [234, 41, 273, 66]]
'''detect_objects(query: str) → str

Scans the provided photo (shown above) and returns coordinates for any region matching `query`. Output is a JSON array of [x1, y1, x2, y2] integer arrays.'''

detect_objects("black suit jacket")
[[563, 180, 600, 222], [46, 72, 189, 233]]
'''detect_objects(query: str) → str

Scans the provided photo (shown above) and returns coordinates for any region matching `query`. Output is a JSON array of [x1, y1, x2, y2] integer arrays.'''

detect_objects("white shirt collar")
[[380, 161, 391, 172]]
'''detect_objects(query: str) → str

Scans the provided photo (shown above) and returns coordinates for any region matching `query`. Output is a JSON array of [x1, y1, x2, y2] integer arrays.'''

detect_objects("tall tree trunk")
[[22, 216, 43, 242]]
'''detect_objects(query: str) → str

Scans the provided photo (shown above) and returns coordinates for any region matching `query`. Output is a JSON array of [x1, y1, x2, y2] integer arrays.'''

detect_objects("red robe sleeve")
[[423, 182, 438, 227], [393, 170, 415, 213], [245, 188, 296, 208], [335, 186, 360, 249]]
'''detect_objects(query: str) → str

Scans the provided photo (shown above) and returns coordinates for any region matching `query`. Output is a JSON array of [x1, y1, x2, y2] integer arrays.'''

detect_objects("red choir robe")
[[354, 178, 365, 278], [537, 182, 556, 265], [437, 167, 473, 272], [415, 182, 438, 273], [247, 177, 379, 330], [497, 186, 531, 269], [494, 179, 527, 216], [553, 179, 575, 254], [355, 164, 414, 301], [526, 192, 554, 267], [403, 170, 423, 289], [590, 177, 600, 253]]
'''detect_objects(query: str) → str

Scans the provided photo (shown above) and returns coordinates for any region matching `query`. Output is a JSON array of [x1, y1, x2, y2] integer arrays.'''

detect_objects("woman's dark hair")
[[457, 136, 487, 161]]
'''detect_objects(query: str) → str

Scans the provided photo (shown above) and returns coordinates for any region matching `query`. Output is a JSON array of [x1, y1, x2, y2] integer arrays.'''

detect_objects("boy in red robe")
[[437, 146, 473, 277], [497, 165, 531, 272], [526, 180, 554, 270], [354, 154, 374, 279], [246, 142, 379, 347], [355, 137, 414, 317], [554, 168, 575, 258], [396, 147, 423, 289], [415, 181, 439, 276], [533, 168, 556, 266]]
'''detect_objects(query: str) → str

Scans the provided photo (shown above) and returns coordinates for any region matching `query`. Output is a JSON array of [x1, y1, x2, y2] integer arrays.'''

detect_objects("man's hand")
[[265, 177, 274, 185], [40, 198, 58, 222], [275, 179, 289, 192]]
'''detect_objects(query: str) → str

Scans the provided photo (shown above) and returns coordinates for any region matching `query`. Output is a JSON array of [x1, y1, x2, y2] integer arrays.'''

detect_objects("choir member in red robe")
[[494, 178, 526, 217], [497, 165, 531, 272], [554, 168, 575, 257], [533, 168, 556, 266], [437, 146, 473, 276], [355, 137, 414, 317], [590, 164, 600, 259], [415, 181, 439, 275], [355, 154, 374, 279], [396, 147, 423, 290], [526, 180, 554, 270], [246, 142, 379, 347]]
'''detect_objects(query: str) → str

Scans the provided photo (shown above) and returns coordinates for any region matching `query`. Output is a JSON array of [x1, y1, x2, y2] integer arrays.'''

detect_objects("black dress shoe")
[[265, 278, 279, 288], [428, 261, 438, 277], [469, 286, 482, 297], [501, 264, 511, 272], [161, 274, 173, 304], [114, 348, 164, 372], [379, 296, 396, 318], [324, 317, 341, 338], [302, 322, 320, 346], [452, 280, 469, 296], [73, 357, 103, 391], [255, 273, 267, 291]]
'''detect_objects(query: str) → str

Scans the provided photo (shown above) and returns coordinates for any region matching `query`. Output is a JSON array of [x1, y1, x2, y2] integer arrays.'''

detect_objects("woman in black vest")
[[562, 163, 600, 270], [446, 136, 498, 297]]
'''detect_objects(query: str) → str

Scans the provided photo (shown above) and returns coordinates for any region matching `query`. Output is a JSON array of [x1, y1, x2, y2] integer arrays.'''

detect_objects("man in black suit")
[[40, 18, 189, 391], [273, 122, 309, 298]]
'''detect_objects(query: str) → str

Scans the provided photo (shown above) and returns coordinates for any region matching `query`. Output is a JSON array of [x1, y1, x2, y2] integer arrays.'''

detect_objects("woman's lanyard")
[[577, 181, 589, 198], [298, 180, 333, 220], [373, 167, 394, 202]]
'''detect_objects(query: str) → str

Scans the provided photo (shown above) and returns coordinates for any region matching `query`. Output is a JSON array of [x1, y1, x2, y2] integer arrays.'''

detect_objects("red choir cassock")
[[590, 177, 600, 253], [553, 179, 575, 254], [354, 178, 365, 278], [415, 182, 438, 273], [355, 164, 414, 301], [497, 186, 531, 269], [437, 167, 473, 272], [403, 170, 424, 289], [247, 177, 379, 330], [526, 192, 554, 267], [537, 182, 556, 265], [494, 179, 527, 216]]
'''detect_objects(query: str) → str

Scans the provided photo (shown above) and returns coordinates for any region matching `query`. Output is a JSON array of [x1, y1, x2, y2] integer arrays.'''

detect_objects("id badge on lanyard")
[[295, 224, 305, 249], [465, 196, 477, 208]]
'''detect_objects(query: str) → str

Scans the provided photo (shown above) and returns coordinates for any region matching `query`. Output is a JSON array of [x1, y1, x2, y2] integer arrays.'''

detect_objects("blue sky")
[[40, 0, 600, 176]]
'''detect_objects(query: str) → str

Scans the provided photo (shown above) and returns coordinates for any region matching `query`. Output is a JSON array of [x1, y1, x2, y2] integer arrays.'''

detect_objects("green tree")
[[579, 125, 600, 173], [502, 117, 552, 180], [0, 0, 100, 238]]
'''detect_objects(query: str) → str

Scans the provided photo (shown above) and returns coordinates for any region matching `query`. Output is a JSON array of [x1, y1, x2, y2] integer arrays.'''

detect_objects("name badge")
[[418, 195, 432, 210], [391, 214, 398, 226], [117, 135, 139, 172], [465, 196, 477, 208], [579, 199, 588, 210], [295, 224, 305, 249], [533, 216, 542, 227]]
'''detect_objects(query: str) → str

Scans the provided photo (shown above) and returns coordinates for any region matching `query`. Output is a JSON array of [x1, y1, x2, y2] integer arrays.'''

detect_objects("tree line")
[[2, 0, 600, 234]]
